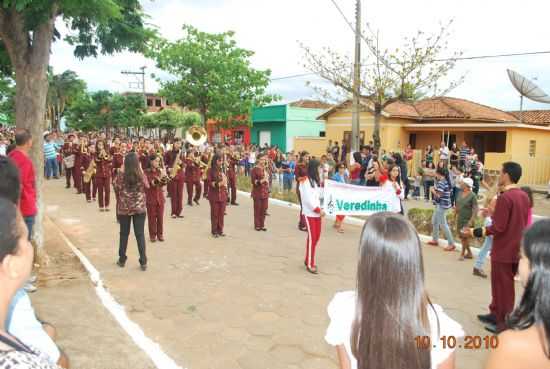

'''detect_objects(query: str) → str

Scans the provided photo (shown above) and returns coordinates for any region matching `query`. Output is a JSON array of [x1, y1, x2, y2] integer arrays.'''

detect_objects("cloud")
[[49, 0, 550, 110]]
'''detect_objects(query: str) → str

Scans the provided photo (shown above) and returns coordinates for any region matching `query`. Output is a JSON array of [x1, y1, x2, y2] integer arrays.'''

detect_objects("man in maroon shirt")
[[467, 161, 530, 333], [8, 129, 37, 240]]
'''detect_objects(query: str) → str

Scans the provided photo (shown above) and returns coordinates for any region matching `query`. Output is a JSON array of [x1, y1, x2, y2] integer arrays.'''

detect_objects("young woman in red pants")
[[299, 159, 325, 274]]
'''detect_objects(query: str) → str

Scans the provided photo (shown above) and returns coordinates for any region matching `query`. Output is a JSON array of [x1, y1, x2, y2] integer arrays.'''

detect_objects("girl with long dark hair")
[[299, 159, 325, 274], [113, 152, 149, 271], [485, 219, 550, 369], [208, 154, 228, 237], [325, 213, 463, 369]]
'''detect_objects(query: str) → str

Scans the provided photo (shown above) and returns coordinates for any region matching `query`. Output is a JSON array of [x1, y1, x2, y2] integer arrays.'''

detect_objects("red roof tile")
[[508, 110, 550, 126], [289, 100, 333, 109]]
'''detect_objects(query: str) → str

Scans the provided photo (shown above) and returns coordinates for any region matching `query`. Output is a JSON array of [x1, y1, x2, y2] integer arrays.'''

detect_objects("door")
[[473, 134, 485, 162], [259, 130, 271, 148]]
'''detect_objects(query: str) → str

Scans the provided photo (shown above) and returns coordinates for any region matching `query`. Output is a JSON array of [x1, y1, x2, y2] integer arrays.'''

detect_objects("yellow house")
[[294, 96, 550, 185]]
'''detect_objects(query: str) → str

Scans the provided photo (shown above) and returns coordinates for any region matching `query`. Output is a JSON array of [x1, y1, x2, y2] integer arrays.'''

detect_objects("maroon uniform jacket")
[[112, 153, 124, 176], [207, 167, 228, 203], [164, 150, 185, 182], [145, 168, 166, 206], [80, 152, 94, 175], [251, 166, 269, 199], [95, 154, 112, 179], [62, 143, 76, 158], [138, 149, 149, 169], [485, 187, 530, 263], [185, 157, 201, 182], [227, 155, 238, 180]]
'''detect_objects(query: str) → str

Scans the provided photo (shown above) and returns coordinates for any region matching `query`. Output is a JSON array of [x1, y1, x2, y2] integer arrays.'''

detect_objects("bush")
[[407, 207, 484, 246]]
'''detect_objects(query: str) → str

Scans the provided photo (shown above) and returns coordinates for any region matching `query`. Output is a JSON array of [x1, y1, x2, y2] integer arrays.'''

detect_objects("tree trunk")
[[372, 103, 382, 152], [15, 64, 49, 248], [200, 108, 207, 127]]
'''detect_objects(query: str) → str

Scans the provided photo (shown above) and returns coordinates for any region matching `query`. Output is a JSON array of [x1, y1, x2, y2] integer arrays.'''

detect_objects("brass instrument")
[[201, 153, 212, 180], [185, 126, 208, 147], [83, 159, 96, 184], [98, 148, 110, 161], [170, 153, 182, 179], [152, 167, 170, 186]]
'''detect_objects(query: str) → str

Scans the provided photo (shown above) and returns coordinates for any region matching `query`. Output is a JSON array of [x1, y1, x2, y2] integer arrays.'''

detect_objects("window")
[[529, 140, 536, 157], [213, 132, 222, 144], [319, 131, 326, 137], [147, 99, 153, 107], [409, 133, 417, 149], [155, 99, 162, 107]]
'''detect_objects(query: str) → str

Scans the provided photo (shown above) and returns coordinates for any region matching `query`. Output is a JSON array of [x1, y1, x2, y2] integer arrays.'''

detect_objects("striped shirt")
[[43, 142, 58, 160], [459, 146, 469, 161], [435, 178, 452, 209]]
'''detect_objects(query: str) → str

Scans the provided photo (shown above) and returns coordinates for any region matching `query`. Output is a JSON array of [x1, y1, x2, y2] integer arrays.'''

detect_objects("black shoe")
[[261, 228, 267, 231], [484, 323, 499, 334], [140, 264, 147, 271], [219, 233, 226, 237], [231, 202, 239, 206], [187, 202, 193, 207], [212, 233, 219, 238], [116, 260, 126, 268], [477, 313, 497, 325], [307, 266, 318, 275], [194, 200, 200, 205], [65, 185, 70, 189], [176, 215, 184, 218], [265, 213, 270, 216], [255, 228, 262, 231]]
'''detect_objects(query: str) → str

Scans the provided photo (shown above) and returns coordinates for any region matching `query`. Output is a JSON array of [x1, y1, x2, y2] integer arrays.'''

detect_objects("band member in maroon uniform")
[[185, 150, 202, 206], [201, 149, 212, 199], [73, 136, 87, 194], [95, 140, 113, 211], [295, 151, 310, 231], [81, 143, 96, 202], [145, 155, 168, 242], [227, 149, 239, 205], [164, 140, 185, 218], [207, 154, 228, 237], [251, 154, 269, 231], [62, 134, 76, 188], [110, 136, 121, 156], [111, 144, 125, 179], [138, 142, 149, 170]]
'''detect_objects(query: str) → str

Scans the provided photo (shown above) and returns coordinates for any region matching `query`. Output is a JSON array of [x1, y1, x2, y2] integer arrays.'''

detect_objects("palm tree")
[[46, 70, 86, 130]]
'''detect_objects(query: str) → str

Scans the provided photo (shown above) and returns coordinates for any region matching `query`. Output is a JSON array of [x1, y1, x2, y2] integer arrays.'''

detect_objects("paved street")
[[34, 179, 524, 369]]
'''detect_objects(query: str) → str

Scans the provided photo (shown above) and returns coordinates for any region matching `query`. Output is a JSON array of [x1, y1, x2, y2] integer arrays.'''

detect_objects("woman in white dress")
[[325, 212, 464, 369]]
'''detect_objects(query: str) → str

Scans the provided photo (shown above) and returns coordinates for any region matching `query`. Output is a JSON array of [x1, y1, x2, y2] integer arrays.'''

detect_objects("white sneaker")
[[24, 282, 37, 293], [29, 275, 37, 283]]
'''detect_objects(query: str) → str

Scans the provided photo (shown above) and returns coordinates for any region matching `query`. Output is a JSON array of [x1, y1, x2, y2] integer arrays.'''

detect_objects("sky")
[[50, 0, 550, 111]]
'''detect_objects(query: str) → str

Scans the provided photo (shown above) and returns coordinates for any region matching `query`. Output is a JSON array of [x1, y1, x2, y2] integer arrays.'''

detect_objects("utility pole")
[[121, 66, 147, 106], [351, 0, 361, 153]]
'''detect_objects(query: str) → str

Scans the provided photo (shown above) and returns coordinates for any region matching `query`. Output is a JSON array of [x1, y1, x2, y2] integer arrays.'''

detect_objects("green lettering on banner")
[[344, 203, 349, 211], [361, 201, 367, 210], [336, 200, 343, 210], [355, 203, 360, 211], [382, 203, 388, 211]]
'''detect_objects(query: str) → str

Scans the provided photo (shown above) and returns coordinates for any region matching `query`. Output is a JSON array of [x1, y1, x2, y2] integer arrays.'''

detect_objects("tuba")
[[185, 126, 208, 147]]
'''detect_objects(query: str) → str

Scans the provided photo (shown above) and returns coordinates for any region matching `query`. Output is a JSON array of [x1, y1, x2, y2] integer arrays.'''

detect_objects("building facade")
[[250, 100, 331, 152], [302, 97, 550, 184]]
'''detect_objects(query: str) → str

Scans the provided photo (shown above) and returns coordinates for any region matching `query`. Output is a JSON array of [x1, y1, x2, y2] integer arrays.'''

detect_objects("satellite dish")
[[507, 69, 550, 123], [507, 69, 550, 104]]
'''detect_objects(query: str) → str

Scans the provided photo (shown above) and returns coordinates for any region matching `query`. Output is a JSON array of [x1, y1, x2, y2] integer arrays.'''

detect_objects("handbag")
[[63, 154, 75, 169]]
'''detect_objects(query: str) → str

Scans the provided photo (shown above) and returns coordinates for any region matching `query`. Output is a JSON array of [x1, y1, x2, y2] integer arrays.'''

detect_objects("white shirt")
[[299, 179, 322, 217], [249, 151, 256, 164], [325, 291, 464, 369], [439, 146, 449, 160], [0, 143, 6, 156]]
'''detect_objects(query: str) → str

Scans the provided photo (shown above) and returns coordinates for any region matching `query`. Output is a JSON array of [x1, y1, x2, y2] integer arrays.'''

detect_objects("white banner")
[[323, 180, 401, 216]]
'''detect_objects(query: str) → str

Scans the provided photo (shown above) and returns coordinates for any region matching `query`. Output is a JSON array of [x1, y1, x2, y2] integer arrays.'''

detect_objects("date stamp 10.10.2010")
[[415, 335, 499, 350]]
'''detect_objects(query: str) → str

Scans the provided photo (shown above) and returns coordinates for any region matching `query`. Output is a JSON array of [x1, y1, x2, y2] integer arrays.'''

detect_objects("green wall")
[[250, 121, 286, 150], [251, 104, 327, 152]]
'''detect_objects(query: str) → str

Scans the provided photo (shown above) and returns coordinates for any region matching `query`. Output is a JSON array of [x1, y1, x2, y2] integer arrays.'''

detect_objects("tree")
[[46, 69, 86, 130], [141, 109, 200, 138], [0, 74, 15, 125], [65, 90, 146, 134], [0, 0, 154, 247], [301, 21, 462, 151], [148, 25, 277, 127]]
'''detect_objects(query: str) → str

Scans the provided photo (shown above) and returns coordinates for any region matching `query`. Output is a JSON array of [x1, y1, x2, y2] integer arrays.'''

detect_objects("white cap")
[[462, 177, 474, 188]]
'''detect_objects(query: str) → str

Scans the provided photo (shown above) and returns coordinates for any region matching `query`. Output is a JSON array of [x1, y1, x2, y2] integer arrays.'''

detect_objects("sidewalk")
[[40, 179, 523, 369]]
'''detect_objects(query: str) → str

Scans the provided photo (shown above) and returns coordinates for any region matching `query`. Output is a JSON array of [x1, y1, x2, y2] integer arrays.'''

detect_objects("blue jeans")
[[432, 205, 455, 245], [24, 216, 35, 241], [45, 157, 58, 178], [474, 235, 493, 269]]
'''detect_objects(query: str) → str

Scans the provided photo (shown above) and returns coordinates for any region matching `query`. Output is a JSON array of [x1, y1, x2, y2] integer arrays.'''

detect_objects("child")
[[413, 175, 421, 200], [332, 164, 349, 234], [473, 192, 497, 278]]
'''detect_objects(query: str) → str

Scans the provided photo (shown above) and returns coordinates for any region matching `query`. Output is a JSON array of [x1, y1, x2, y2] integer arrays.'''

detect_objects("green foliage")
[[46, 69, 87, 129], [0, 75, 15, 125], [148, 25, 278, 126], [141, 109, 200, 130], [65, 90, 146, 131]]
